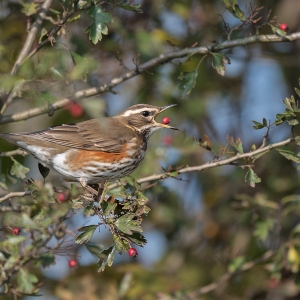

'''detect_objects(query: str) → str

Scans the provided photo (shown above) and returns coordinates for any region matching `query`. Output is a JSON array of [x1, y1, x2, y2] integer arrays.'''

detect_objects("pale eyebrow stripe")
[[121, 108, 156, 117]]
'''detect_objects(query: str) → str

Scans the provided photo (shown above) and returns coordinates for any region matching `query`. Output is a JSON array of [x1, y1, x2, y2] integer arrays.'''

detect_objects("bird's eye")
[[141, 111, 150, 117]]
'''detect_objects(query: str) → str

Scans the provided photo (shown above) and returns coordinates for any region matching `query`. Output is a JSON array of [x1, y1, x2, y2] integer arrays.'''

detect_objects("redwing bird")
[[0, 104, 177, 194]]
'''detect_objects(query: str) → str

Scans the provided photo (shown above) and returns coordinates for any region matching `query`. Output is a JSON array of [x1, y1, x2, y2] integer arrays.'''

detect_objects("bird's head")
[[119, 104, 178, 139]]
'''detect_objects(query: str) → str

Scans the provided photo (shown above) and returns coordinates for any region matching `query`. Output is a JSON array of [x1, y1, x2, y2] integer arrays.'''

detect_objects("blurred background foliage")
[[1, 0, 300, 299]]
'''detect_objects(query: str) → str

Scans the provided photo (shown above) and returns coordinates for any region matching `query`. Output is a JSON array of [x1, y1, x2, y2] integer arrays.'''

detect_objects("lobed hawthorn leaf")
[[118, 2, 143, 13], [75, 225, 98, 244], [113, 233, 130, 253], [276, 149, 300, 163], [17, 268, 39, 294], [115, 214, 143, 235], [178, 71, 198, 98], [252, 118, 267, 130], [10, 158, 29, 179], [245, 168, 261, 187], [85, 6, 112, 44], [211, 52, 231, 76], [97, 246, 115, 272]]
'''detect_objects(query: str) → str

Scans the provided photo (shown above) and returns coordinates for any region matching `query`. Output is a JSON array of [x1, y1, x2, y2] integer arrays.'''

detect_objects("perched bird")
[[0, 104, 177, 193]]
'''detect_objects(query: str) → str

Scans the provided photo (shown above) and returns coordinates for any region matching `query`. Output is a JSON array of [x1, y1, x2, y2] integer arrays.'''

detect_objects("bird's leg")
[[80, 180, 98, 196], [98, 181, 108, 202]]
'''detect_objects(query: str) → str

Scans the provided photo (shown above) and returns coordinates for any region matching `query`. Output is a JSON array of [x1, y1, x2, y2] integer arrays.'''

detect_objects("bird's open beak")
[[156, 104, 179, 130]]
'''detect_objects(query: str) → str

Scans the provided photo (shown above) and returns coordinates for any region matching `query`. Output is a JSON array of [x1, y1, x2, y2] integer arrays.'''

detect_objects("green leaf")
[[38, 253, 55, 268], [287, 119, 299, 126], [124, 232, 147, 247], [245, 168, 261, 187], [3, 212, 40, 230], [269, 24, 287, 37], [97, 246, 115, 272], [178, 71, 198, 98], [69, 52, 96, 81], [252, 118, 267, 130], [85, 6, 112, 44], [75, 225, 98, 244], [0, 235, 26, 247], [226, 135, 244, 153], [101, 197, 118, 216], [115, 214, 143, 235], [118, 2, 143, 13], [221, 0, 246, 21], [211, 53, 230, 76], [38, 163, 50, 179], [17, 268, 38, 294], [10, 158, 29, 179], [254, 219, 275, 241], [277, 149, 300, 163], [85, 243, 103, 257], [228, 256, 245, 272], [113, 234, 130, 253], [20, 0, 39, 16], [252, 150, 269, 162], [295, 87, 300, 98]]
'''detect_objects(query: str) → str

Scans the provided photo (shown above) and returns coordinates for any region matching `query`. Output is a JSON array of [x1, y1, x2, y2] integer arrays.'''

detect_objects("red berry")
[[128, 247, 138, 258], [57, 192, 68, 203], [68, 102, 83, 118], [12, 227, 21, 235], [162, 117, 170, 125], [68, 259, 79, 268], [163, 136, 172, 146], [279, 23, 289, 32]]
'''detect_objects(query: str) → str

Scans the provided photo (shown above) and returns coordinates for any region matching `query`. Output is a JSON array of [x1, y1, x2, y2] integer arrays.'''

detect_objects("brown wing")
[[25, 117, 135, 153]]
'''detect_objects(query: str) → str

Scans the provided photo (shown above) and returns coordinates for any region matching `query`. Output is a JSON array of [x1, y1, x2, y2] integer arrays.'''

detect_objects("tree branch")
[[108, 137, 295, 190], [1, 32, 300, 125], [11, 0, 54, 75], [185, 250, 274, 298], [0, 149, 28, 157]]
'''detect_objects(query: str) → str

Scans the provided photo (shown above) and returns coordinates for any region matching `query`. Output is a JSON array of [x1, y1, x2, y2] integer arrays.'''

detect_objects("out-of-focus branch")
[[1, 32, 300, 125], [0, 149, 28, 157], [11, 0, 53, 75], [108, 137, 295, 190], [185, 250, 274, 298], [0, 191, 31, 203]]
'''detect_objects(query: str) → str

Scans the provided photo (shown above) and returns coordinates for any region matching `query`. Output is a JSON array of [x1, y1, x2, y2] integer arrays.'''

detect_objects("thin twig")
[[0, 191, 31, 203], [11, 0, 54, 75], [1, 32, 300, 125], [0, 149, 28, 157]]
